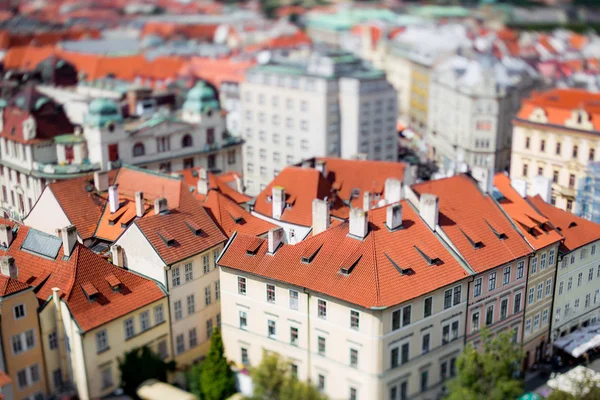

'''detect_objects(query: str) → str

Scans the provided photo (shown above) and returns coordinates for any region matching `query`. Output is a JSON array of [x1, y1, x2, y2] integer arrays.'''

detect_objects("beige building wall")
[[553, 240, 600, 340], [383, 48, 413, 121], [0, 289, 47, 399]]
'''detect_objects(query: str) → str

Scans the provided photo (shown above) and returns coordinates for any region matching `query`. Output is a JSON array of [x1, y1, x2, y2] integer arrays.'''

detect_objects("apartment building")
[[410, 175, 534, 349], [427, 54, 538, 173], [530, 196, 600, 339], [510, 88, 600, 214], [0, 221, 169, 400], [240, 50, 398, 195], [219, 199, 473, 400], [494, 174, 563, 369], [0, 261, 47, 400]]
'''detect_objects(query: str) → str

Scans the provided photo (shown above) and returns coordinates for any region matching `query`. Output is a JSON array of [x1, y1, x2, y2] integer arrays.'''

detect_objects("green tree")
[[445, 329, 523, 400], [252, 351, 326, 400], [118, 345, 175, 399], [186, 362, 203, 400], [198, 328, 236, 400]]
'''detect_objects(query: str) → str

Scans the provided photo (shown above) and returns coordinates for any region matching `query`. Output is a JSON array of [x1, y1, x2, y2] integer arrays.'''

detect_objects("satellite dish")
[[257, 51, 271, 64]]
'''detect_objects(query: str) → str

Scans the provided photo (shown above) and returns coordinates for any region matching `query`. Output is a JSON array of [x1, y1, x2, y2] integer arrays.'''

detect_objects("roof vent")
[[94, 171, 109, 192], [301, 242, 322, 264], [135, 191, 144, 218], [108, 185, 120, 213], [569, 221, 577, 228], [414, 246, 441, 266], [82, 282, 99, 302], [185, 219, 203, 236], [419, 194, 439, 231], [385, 252, 412, 275], [158, 229, 176, 247]]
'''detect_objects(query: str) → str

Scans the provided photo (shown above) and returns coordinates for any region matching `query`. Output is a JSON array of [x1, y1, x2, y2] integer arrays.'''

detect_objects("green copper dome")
[[85, 98, 123, 128], [183, 81, 220, 113]]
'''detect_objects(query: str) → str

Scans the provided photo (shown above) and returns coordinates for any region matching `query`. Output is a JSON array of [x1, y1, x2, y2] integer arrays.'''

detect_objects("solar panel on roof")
[[21, 229, 62, 259]]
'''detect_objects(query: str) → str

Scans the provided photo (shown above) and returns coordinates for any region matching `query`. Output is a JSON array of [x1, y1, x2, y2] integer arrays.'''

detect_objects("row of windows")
[[17, 363, 41, 390], [555, 289, 600, 322], [473, 261, 525, 297], [562, 245, 597, 268], [132, 133, 202, 157], [175, 314, 220, 355], [172, 251, 220, 287], [471, 292, 522, 333], [528, 278, 553, 306], [558, 266, 600, 296], [1, 138, 29, 163], [525, 137, 595, 162], [1, 184, 34, 214], [12, 329, 36, 355], [173, 282, 219, 321], [525, 307, 550, 334]]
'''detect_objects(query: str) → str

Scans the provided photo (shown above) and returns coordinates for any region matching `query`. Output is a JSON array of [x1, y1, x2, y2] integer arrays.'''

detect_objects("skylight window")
[[185, 219, 202, 236], [82, 282, 99, 301], [246, 238, 262, 256], [339, 252, 361, 275], [157, 229, 176, 247], [301, 242, 322, 264], [384, 252, 412, 275], [414, 246, 441, 266]]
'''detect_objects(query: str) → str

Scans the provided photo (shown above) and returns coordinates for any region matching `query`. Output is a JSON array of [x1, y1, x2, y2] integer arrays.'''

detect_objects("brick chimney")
[[349, 208, 368, 239], [312, 199, 330, 235], [420, 194, 439, 231], [61, 225, 78, 257], [0, 224, 13, 248]]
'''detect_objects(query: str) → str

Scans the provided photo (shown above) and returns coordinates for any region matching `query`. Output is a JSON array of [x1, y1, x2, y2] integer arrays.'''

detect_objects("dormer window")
[[82, 282, 99, 302], [158, 229, 176, 247], [105, 273, 122, 292]]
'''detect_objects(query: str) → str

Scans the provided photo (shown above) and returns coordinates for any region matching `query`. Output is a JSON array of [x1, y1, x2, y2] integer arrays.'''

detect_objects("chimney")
[[0, 224, 13, 248], [108, 185, 119, 213], [197, 178, 209, 195], [127, 89, 138, 116], [272, 186, 285, 220], [0, 256, 17, 279], [420, 194, 439, 231], [315, 160, 326, 177], [199, 168, 208, 181], [532, 175, 552, 203], [349, 208, 368, 239], [363, 191, 372, 211], [511, 179, 528, 198], [386, 203, 403, 230], [477, 166, 495, 194], [94, 171, 109, 192], [61, 225, 77, 257], [312, 199, 330, 235], [135, 191, 144, 217], [384, 178, 402, 203], [110, 244, 124, 268], [154, 198, 168, 215], [268, 227, 284, 254]]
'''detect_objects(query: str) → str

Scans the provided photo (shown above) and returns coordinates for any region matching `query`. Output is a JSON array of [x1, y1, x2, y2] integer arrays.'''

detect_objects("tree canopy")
[[197, 328, 237, 400], [118, 345, 175, 399]]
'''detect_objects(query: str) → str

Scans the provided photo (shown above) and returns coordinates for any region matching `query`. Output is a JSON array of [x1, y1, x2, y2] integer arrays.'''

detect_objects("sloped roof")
[[493, 173, 563, 251], [0, 274, 30, 297], [412, 174, 533, 273], [219, 201, 469, 309], [0, 222, 165, 332], [0, 369, 11, 388], [178, 167, 251, 204]]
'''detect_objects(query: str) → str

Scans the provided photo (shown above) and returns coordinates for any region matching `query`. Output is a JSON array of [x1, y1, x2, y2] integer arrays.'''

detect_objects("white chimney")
[[154, 198, 168, 215], [476, 166, 495, 194], [384, 178, 402, 203], [0, 256, 17, 279], [363, 191, 372, 211], [135, 191, 144, 217], [197, 178, 209, 195], [315, 160, 326, 177], [61, 225, 77, 257], [0, 224, 13, 248], [349, 208, 368, 239], [420, 194, 439, 231], [268, 227, 284, 254], [511, 179, 528, 198], [532, 175, 552, 203], [272, 186, 285, 220], [386, 203, 403, 230], [110, 244, 124, 268], [312, 199, 330, 235], [108, 185, 119, 213], [199, 168, 208, 181], [94, 171, 109, 192]]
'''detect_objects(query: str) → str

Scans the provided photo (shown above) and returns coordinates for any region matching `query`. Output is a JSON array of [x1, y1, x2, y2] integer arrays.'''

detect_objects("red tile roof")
[[178, 167, 251, 204], [0, 369, 11, 388], [412, 175, 533, 273], [0, 221, 166, 332], [178, 57, 255, 88], [0, 274, 30, 297], [493, 174, 563, 251], [219, 201, 469, 309]]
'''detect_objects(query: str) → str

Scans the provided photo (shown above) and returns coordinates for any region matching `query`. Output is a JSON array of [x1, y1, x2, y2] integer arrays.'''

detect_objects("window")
[[424, 297, 432, 318], [289, 290, 298, 310], [184, 262, 193, 282], [525, 318, 532, 333], [591, 267, 595, 282], [474, 278, 482, 297], [176, 334, 185, 354], [488, 272, 497, 291], [96, 330, 108, 353], [140, 311, 150, 331], [205, 286, 211, 306], [266, 284, 276, 303], [556, 142, 561, 155], [267, 320, 276, 338], [401, 343, 409, 364], [125, 318, 135, 339], [318, 299, 327, 319], [569, 174, 576, 189], [172, 267, 180, 287], [318, 375, 325, 392], [158, 340, 168, 359], [453, 286, 461, 305], [241, 348, 249, 365], [500, 298, 508, 320], [422, 333, 430, 354], [593, 245, 597, 256], [517, 261, 524, 279], [350, 348, 358, 367], [444, 289, 452, 309], [541, 253, 547, 269], [133, 142, 145, 157], [290, 327, 298, 345], [215, 280, 220, 300], [101, 366, 113, 389], [567, 199, 573, 211], [537, 283, 543, 299], [578, 272, 583, 286], [440, 361, 448, 382], [534, 314, 540, 330], [351, 310, 360, 330], [14, 304, 25, 319], [203, 255, 210, 274], [391, 347, 399, 368], [553, 170, 559, 183], [350, 387, 357, 400], [472, 311, 480, 332], [575, 298, 580, 310], [421, 370, 428, 392], [531, 257, 538, 274], [590, 148, 595, 161], [301, 139, 309, 151], [540, 140, 546, 152], [174, 300, 182, 321], [318, 336, 326, 355], [187, 294, 196, 315], [568, 277, 573, 291], [523, 163, 528, 177], [207, 319, 214, 338], [442, 324, 450, 344], [573, 145, 579, 159], [486, 305, 494, 325], [542, 309, 549, 325], [559, 281, 564, 295], [189, 328, 197, 348], [49, 331, 57, 350], [546, 279, 552, 296], [154, 305, 164, 324], [525, 137, 530, 149], [156, 137, 170, 153], [503, 266, 511, 285], [239, 310, 247, 330], [549, 250, 555, 265], [514, 292, 522, 313], [238, 277, 246, 295]]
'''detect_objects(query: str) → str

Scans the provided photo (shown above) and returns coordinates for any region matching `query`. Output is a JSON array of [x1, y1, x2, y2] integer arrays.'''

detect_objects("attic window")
[[228, 207, 244, 223], [246, 238, 262, 256], [414, 246, 441, 266], [185, 219, 202, 236], [459, 228, 484, 249], [385, 252, 412, 275], [568, 221, 578, 229], [485, 219, 507, 240], [301, 242, 322, 264], [105, 273, 122, 292], [82, 282, 99, 301], [158, 229, 176, 247], [339, 252, 361, 275]]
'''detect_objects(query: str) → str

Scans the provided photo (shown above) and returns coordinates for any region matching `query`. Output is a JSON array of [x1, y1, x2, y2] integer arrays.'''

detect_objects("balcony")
[[32, 160, 101, 179]]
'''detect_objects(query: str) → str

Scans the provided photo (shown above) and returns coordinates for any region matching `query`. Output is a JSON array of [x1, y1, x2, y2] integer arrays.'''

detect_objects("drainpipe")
[[305, 288, 311, 383], [52, 287, 69, 385]]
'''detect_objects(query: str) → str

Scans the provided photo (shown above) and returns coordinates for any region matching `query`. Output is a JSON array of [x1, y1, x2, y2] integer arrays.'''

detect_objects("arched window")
[[182, 134, 193, 148], [133, 142, 145, 157]]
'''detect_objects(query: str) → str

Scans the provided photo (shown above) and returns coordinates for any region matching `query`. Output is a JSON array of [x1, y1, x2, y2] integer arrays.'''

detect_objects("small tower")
[[181, 81, 221, 124], [83, 98, 125, 170]]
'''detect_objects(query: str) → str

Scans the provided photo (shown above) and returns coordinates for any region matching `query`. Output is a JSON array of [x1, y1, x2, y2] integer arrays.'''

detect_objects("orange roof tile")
[[0, 370, 11, 388], [3, 45, 57, 70], [179, 57, 255, 88], [178, 167, 251, 204], [219, 201, 469, 309], [412, 175, 533, 273], [493, 174, 563, 251], [569, 33, 588, 50], [0, 274, 30, 297]]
